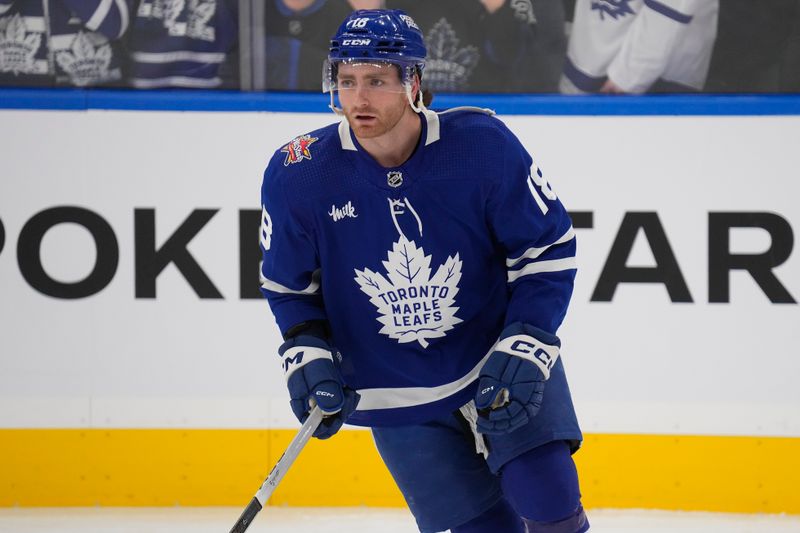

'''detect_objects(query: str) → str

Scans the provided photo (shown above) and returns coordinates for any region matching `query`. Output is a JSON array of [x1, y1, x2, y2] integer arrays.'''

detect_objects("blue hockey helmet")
[[324, 9, 426, 94]]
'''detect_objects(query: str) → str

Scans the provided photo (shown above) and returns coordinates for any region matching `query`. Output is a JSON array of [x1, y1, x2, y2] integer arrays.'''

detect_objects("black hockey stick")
[[229, 405, 325, 533]]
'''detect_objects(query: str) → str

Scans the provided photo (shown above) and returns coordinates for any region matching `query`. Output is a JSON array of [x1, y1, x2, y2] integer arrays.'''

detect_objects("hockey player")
[[561, 0, 718, 94], [260, 9, 589, 533]]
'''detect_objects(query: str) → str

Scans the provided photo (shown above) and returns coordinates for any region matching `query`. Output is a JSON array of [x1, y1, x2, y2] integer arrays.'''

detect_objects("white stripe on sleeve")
[[260, 269, 321, 295], [507, 257, 577, 283], [130, 76, 222, 88], [131, 51, 227, 64], [114, 0, 129, 37], [84, 0, 113, 32], [507, 226, 575, 268]]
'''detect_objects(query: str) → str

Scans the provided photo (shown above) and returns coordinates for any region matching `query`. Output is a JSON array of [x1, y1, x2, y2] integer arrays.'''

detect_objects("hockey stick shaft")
[[228, 405, 325, 533]]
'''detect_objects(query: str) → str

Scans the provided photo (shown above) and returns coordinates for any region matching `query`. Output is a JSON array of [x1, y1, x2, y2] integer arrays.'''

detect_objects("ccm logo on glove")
[[280, 346, 334, 381], [494, 334, 559, 379]]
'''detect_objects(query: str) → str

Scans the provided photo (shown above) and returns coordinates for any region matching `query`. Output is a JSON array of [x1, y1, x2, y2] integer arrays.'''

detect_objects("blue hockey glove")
[[279, 335, 360, 440], [474, 322, 561, 435]]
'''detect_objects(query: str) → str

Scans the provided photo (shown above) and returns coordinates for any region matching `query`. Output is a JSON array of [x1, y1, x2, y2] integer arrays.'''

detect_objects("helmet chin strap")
[[329, 89, 344, 116], [405, 82, 426, 113]]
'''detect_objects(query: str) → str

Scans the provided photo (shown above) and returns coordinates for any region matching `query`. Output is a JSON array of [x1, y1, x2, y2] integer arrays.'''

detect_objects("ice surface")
[[0, 507, 798, 533]]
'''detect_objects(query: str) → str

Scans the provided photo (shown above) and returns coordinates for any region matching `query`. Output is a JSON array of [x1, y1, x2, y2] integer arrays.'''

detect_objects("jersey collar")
[[338, 109, 440, 152]]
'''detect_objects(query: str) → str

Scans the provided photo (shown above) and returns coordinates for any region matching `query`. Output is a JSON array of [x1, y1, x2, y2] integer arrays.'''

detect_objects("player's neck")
[[356, 108, 422, 168]]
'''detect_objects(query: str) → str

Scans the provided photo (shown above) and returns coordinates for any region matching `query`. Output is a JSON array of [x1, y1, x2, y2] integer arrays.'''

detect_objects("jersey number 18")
[[527, 163, 557, 215]]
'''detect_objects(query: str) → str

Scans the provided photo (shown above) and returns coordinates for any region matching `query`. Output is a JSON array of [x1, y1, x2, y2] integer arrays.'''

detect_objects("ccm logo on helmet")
[[342, 39, 371, 46]]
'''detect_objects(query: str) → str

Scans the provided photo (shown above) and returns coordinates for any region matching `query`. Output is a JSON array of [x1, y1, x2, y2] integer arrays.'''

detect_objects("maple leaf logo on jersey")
[[354, 237, 463, 348], [281, 135, 318, 166], [55, 32, 116, 86], [591, 0, 635, 20], [0, 14, 42, 75]]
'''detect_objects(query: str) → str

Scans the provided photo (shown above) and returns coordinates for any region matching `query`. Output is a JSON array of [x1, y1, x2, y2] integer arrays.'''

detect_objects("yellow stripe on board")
[[1, 430, 798, 513]]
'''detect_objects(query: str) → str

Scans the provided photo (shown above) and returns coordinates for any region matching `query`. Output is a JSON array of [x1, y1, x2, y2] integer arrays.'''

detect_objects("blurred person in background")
[[348, 0, 383, 8], [125, 0, 239, 89], [0, 0, 133, 87], [560, 0, 718, 94], [263, 0, 382, 91], [520, 0, 569, 92], [385, 0, 542, 92], [781, 0, 800, 91], [704, 0, 798, 93]]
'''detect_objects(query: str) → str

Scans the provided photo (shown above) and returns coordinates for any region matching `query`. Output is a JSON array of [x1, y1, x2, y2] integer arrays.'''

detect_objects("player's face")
[[336, 62, 413, 139]]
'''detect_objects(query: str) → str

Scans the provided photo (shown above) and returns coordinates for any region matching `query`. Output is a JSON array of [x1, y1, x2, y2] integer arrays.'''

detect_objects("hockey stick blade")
[[229, 497, 261, 533], [228, 406, 325, 533]]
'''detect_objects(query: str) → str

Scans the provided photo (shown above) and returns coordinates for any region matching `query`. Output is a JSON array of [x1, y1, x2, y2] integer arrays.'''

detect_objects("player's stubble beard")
[[343, 91, 412, 140]]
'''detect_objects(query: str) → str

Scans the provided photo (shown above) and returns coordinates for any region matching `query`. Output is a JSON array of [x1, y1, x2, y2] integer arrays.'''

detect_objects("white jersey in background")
[[561, 0, 719, 93]]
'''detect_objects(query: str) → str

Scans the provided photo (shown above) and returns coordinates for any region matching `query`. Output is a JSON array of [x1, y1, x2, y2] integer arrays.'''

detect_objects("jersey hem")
[[346, 385, 477, 427]]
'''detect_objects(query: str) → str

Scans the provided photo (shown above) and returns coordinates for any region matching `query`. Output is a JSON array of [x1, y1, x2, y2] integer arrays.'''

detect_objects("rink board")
[[1, 97, 799, 512], [0, 429, 799, 513]]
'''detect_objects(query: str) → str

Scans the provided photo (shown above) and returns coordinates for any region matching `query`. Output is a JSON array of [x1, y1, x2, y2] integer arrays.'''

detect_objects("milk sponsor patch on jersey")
[[281, 134, 318, 166], [329, 201, 358, 221]]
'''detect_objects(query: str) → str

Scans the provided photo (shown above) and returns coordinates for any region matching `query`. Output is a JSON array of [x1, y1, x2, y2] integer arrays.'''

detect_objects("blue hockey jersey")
[[0, 0, 132, 86], [125, 0, 238, 89], [260, 108, 577, 427]]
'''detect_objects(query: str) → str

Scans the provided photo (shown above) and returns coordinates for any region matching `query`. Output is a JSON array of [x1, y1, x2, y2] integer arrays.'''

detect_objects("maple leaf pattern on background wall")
[[424, 18, 479, 92]]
